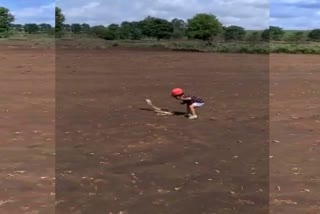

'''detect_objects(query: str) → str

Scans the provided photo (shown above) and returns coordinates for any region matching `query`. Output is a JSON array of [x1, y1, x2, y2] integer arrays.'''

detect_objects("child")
[[171, 88, 204, 119]]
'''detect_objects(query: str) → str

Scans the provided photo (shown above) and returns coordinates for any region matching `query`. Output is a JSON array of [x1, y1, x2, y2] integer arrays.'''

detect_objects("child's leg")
[[188, 104, 197, 116], [186, 105, 191, 114], [188, 103, 204, 115], [185, 105, 191, 117], [187, 103, 204, 119]]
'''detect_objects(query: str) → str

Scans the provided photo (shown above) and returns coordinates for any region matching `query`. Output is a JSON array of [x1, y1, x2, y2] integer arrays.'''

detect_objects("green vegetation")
[[0, 6, 319, 54], [186, 14, 222, 43], [55, 7, 65, 38], [224, 26, 246, 41], [0, 7, 15, 38]]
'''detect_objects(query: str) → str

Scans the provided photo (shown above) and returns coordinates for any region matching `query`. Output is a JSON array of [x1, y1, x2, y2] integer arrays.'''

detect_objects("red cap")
[[171, 88, 184, 96]]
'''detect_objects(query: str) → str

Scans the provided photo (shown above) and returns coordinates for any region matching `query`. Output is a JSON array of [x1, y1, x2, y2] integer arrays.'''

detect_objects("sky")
[[0, 0, 55, 25], [0, 0, 318, 29], [270, 0, 320, 29]]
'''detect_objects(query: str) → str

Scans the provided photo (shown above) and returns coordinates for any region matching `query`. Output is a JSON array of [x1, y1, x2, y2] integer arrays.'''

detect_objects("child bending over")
[[171, 88, 204, 120]]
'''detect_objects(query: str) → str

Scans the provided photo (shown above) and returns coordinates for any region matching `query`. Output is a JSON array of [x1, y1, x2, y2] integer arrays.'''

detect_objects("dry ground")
[[270, 54, 320, 214], [56, 48, 269, 214], [0, 47, 318, 214], [0, 49, 55, 214]]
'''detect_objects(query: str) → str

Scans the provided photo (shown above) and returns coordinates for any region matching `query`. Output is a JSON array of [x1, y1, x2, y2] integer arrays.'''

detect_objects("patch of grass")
[[109, 40, 270, 54], [1, 35, 320, 54], [271, 42, 320, 54], [0, 36, 54, 48], [55, 38, 267, 54]]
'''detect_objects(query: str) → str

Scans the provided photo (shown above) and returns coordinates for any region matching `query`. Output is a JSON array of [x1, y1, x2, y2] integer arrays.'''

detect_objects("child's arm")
[[180, 96, 191, 104], [180, 97, 191, 101]]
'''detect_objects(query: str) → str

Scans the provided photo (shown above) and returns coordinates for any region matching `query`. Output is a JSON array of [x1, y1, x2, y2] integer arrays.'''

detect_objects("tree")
[[63, 24, 71, 32], [130, 21, 143, 40], [171, 18, 187, 39], [246, 31, 261, 42], [261, 26, 285, 41], [105, 24, 120, 40], [91, 25, 107, 38], [24, 23, 40, 34], [81, 23, 91, 33], [269, 26, 284, 41], [186, 13, 223, 42], [0, 7, 15, 37], [55, 7, 65, 37], [11, 24, 24, 32], [131, 28, 143, 40], [152, 18, 173, 40], [141, 16, 155, 38], [119, 21, 133, 39], [119, 21, 143, 40], [71, 23, 82, 34], [224, 25, 246, 41], [308, 29, 320, 41], [287, 31, 305, 42], [141, 16, 173, 40], [38, 23, 52, 33], [261, 28, 270, 41]]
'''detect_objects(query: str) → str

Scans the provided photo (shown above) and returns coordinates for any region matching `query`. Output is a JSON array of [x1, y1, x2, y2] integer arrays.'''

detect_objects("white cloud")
[[66, 2, 101, 18], [12, 2, 55, 24], [271, 0, 319, 29], [41, 3, 56, 9], [278, 0, 318, 3], [270, 16, 319, 29], [57, 0, 269, 29], [13, 3, 54, 18]]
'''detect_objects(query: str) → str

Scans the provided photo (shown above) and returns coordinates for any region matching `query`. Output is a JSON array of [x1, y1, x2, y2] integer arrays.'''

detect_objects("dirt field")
[[270, 54, 320, 214], [56, 48, 269, 214], [0, 47, 319, 214], [0, 49, 55, 213]]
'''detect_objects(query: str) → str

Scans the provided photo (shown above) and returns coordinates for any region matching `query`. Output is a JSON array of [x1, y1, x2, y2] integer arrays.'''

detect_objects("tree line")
[[10, 23, 54, 34], [1, 6, 320, 42], [1, 7, 54, 36], [54, 7, 320, 42]]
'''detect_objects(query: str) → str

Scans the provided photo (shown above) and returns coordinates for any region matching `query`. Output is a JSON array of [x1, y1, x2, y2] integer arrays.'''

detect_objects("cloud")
[[11, 2, 55, 24], [57, 0, 269, 29], [270, 0, 319, 29], [271, 16, 320, 29], [2, 0, 318, 29]]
